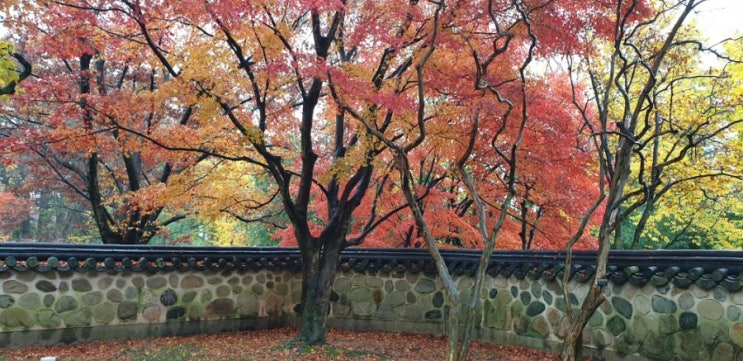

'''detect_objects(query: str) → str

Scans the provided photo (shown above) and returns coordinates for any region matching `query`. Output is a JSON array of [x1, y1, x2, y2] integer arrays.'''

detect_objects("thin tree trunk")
[[560, 284, 606, 361], [446, 295, 478, 361], [560, 229, 610, 360], [561, 328, 582, 361]]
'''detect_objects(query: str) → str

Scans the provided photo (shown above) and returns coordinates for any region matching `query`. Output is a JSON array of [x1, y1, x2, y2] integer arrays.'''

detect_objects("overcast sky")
[[693, 0, 742, 42]]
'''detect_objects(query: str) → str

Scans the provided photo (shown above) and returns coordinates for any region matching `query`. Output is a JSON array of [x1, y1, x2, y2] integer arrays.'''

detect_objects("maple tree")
[[560, 0, 742, 359], [1, 4, 202, 244], [316, 76, 600, 252], [3, 0, 612, 349], [6, 0, 395, 344], [329, 0, 621, 359], [348, 0, 739, 359]]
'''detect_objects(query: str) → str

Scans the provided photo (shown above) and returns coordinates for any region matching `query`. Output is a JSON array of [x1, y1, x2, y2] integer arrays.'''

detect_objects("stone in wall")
[[376, 304, 394, 320], [265, 293, 285, 316], [3, 280, 27, 294], [0, 309, 33, 329], [166, 306, 187, 321], [160, 289, 178, 306], [181, 275, 204, 289], [55, 296, 78, 313], [216, 285, 231, 298], [0, 295, 14, 308], [395, 304, 422, 321], [142, 304, 162, 322], [414, 278, 436, 294], [71, 279, 92, 292], [236, 292, 259, 316], [93, 303, 115, 324], [729, 305, 742, 322], [189, 304, 204, 320], [17, 294, 40, 310], [146, 276, 167, 289], [732, 323, 743, 348], [62, 308, 92, 327], [36, 309, 61, 328], [117, 301, 138, 321], [35, 280, 56, 292], [699, 299, 725, 321], [612, 296, 633, 319], [385, 291, 405, 307], [679, 312, 698, 330], [206, 298, 235, 318], [351, 301, 376, 317], [713, 342, 734, 361]]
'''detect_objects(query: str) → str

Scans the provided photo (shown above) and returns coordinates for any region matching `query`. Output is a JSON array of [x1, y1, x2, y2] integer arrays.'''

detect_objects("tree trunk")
[[561, 328, 583, 361], [296, 236, 343, 344], [560, 283, 606, 361], [445, 296, 478, 361]]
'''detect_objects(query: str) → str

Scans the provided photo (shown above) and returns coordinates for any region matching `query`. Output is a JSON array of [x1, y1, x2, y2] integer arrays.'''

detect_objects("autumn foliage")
[[0, 0, 739, 251], [1, 0, 741, 359]]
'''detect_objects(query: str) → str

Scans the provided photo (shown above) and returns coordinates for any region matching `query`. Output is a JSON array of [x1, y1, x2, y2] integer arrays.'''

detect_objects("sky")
[[693, 0, 743, 42]]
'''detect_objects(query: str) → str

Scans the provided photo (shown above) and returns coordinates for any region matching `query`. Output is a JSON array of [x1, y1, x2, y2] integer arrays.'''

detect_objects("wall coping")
[[1, 243, 741, 291]]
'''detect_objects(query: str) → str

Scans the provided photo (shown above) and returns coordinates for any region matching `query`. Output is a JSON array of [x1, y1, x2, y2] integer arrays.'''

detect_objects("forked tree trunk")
[[560, 262, 608, 361], [559, 282, 607, 361]]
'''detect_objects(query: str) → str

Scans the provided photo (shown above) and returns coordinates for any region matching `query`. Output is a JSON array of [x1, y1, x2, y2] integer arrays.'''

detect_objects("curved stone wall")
[[1, 246, 742, 361], [327, 269, 743, 361]]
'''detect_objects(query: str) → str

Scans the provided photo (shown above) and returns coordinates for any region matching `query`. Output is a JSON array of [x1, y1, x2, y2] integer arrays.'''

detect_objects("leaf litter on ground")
[[0, 327, 562, 360]]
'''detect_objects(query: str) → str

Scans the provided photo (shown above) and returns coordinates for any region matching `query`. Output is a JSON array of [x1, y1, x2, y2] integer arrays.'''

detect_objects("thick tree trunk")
[[296, 269, 328, 343], [296, 236, 343, 344]]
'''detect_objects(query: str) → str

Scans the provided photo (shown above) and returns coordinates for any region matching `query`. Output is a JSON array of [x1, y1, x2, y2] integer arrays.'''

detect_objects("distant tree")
[[621, 37, 743, 250], [1, 7, 200, 244]]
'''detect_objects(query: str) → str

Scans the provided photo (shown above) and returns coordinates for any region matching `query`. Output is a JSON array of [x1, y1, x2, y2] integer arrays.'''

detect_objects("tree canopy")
[[1, 0, 741, 356], [1, 1, 740, 249]]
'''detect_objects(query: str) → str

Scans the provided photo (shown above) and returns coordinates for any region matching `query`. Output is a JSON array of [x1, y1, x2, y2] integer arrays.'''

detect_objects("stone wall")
[[0, 268, 299, 348], [327, 269, 743, 361], [1, 253, 742, 360]]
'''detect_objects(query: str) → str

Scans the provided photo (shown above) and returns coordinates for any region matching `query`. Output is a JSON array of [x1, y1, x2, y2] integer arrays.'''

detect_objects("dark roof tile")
[[1, 243, 742, 290]]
